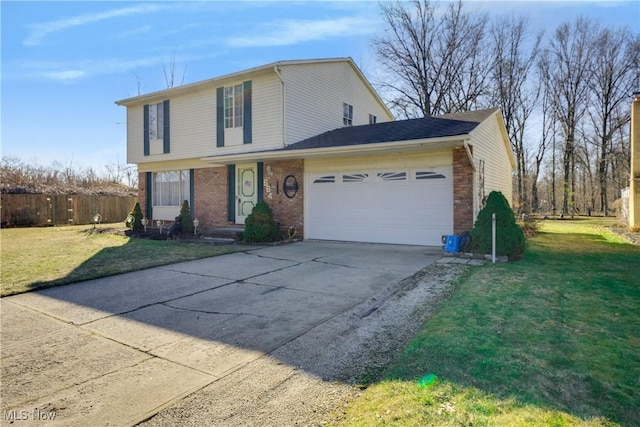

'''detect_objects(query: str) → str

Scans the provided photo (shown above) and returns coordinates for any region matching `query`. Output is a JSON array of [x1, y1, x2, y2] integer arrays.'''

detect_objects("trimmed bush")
[[471, 191, 526, 259], [244, 201, 279, 243], [125, 202, 144, 230], [179, 200, 194, 235]]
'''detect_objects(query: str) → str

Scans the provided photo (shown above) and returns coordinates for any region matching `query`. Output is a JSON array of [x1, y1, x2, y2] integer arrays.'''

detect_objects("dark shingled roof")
[[283, 108, 499, 151]]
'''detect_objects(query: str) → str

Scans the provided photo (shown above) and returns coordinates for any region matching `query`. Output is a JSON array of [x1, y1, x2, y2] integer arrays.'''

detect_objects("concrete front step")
[[208, 227, 244, 241]]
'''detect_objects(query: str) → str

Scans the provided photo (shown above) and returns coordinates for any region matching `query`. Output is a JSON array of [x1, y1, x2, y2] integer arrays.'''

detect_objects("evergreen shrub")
[[179, 200, 194, 235], [125, 202, 144, 230], [244, 201, 279, 243], [471, 191, 526, 259]]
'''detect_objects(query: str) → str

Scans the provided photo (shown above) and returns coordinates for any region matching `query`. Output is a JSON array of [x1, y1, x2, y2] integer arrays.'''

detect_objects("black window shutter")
[[143, 105, 150, 156], [189, 169, 195, 218], [227, 165, 235, 221], [243, 80, 252, 144], [163, 100, 170, 154], [216, 87, 224, 147], [145, 172, 153, 218], [257, 162, 263, 202]]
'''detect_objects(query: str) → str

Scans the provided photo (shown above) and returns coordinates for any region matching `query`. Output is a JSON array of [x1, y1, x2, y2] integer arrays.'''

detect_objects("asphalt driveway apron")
[[1, 241, 440, 426]]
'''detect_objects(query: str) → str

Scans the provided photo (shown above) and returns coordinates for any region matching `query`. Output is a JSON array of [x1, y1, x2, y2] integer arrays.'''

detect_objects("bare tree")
[[372, 0, 490, 118], [539, 17, 595, 215], [588, 28, 640, 214], [489, 15, 542, 211], [531, 76, 554, 212], [162, 51, 187, 89], [133, 71, 142, 96]]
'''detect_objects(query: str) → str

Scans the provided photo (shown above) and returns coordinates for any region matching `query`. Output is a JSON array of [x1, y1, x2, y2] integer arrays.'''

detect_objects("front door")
[[236, 164, 257, 224]]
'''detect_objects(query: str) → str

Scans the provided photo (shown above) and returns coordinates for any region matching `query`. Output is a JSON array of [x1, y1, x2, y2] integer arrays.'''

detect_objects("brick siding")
[[262, 160, 305, 239], [138, 171, 147, 217], [193, 167, 231, 230], [453, 147, 474, 233]]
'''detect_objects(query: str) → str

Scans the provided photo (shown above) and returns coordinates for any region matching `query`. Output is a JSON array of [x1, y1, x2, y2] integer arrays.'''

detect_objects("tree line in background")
[[373, 0, 640, 215], [0, 156, 137, 197]]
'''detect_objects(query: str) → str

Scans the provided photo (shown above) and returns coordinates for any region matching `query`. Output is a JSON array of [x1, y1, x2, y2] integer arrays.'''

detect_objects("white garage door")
[[306, 166, 453, 246]]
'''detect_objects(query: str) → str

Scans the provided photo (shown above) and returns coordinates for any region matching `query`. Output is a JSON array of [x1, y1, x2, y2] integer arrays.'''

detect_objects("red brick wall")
[[453, 147, 474, 233], [189, 162, 304, 237], [193, 167, 231, 230], [138, 171, 147, 217], [262, 160, 304, 239]]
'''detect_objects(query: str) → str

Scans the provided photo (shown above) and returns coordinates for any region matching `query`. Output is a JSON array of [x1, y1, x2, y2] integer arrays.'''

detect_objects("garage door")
[[306, 166, 453, 246]]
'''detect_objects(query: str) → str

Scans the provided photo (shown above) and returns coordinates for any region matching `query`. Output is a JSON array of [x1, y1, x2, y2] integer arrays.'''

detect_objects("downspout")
[[463, 140, 476, 171], [464, 140, 478, 220], [274, 65, 287, 147]]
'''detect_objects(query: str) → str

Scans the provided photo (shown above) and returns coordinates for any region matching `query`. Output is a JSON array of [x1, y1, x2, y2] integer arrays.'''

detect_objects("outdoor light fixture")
[[193, 218, 199, 235], [156, 219, 164, 234], [141, 217, 148, 233], [93, 213, 101, 228]]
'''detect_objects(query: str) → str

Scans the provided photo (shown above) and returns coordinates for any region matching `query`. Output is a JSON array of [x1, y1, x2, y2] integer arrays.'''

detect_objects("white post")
[[492, 213, 496, 264]]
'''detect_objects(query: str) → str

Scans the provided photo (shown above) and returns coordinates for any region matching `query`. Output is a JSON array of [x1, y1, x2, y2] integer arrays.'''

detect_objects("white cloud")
[[227, 16, 376, 47], [114, 24, 153, 40], [42, 70, 86, 81], [15, 51, 224, 83], [24, 4, 167, 46]]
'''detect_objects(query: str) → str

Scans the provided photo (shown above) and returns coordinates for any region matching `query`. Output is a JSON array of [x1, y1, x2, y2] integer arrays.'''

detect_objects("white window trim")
[[224, 84, 244, 129], [148, 102, 164, 141], [343, 102, 353, 126], [152, 170, 190, 207]]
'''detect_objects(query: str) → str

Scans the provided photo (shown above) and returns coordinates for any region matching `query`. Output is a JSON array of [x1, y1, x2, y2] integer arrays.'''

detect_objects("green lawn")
[[0, 224, 245, 297], [337, 219, 640, 426]]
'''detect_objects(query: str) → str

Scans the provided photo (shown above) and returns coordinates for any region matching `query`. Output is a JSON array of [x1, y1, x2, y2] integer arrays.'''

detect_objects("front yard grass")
[[337, 218, 639, 426], [1, 224, 245, 297]]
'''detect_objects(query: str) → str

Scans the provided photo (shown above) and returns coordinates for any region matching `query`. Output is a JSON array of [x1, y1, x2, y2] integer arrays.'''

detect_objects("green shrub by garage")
[[243, 201, 279, 243], [471, 191, 525, 259]]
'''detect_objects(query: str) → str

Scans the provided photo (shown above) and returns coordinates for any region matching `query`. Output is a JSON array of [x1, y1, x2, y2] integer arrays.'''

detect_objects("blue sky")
[[2, 1, 639, 172]]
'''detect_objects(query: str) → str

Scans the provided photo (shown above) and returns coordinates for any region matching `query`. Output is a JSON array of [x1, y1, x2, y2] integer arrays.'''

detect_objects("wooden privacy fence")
[[1, 194, 137, 227]]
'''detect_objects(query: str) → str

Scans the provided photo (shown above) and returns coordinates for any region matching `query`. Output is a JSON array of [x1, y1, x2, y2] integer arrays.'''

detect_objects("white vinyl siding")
[[126, 73, 282, 163], [469, 113, 515, 215], [126, 107, 143, 164], [281, 61, 393, 146]]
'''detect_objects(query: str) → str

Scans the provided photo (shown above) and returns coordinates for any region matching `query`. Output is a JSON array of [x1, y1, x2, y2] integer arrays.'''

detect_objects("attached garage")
[[202, 108, 515, 246]]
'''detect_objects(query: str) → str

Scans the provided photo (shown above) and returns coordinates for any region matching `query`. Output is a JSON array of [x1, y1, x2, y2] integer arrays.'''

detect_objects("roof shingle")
[[284, 108, 498, 151]]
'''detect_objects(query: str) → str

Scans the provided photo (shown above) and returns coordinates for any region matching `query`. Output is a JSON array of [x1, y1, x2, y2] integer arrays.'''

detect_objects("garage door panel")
[[307, 166, 453, 245]]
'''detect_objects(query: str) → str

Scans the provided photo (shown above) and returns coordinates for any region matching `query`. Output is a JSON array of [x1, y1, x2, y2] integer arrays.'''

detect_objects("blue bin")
[[444, 235, 460, 253]]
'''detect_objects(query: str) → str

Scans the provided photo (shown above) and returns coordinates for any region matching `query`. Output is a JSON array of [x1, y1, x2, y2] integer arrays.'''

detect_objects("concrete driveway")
[[1, 241, 442, 426]]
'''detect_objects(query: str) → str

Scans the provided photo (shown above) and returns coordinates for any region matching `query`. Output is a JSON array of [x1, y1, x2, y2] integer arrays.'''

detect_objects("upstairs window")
[[148, 102, 164, 140], [369, 114, 377, 124], [224, 84, 244, 128], [343, 103, 353, 126]]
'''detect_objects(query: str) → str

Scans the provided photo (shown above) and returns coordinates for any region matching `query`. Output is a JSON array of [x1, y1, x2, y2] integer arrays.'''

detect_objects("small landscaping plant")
[[125, 201, 144, 230], [179, 200, 194, 236], [243, 201, 279, 243], [471, 190, 525, 259]]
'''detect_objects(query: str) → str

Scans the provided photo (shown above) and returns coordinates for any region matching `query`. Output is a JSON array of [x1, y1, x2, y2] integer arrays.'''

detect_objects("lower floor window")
[[153, 170, 190, 206]]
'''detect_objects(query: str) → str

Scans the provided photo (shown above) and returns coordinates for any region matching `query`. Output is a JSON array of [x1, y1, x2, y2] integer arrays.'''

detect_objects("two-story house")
[[116, 58, 514, 246]]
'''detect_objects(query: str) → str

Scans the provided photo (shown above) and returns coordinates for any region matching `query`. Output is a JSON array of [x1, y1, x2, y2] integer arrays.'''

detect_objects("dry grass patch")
[[1, 224, 245, 296]]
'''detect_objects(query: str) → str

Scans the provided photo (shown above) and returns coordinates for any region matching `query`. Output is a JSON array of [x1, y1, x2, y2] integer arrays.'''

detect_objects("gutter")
[[200, 134, 471, 166], [464, 141, 476, 171]]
